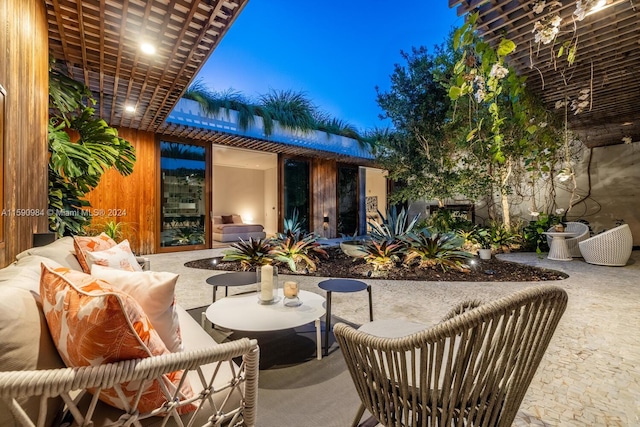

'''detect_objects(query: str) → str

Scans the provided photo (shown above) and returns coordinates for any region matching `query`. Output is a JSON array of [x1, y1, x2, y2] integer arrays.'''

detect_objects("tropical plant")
[[402, 229, 472, 272], [87, 219, 133, 242], [368, 206, 420, 243], [183, 81, 369, 143], [270, 234, 328, 273], [362, 240, 404, 272], [281, 208, 303, 240], [427, 208, 475, 233], [48, 65, 136, 237], [173, 227, 204, 245], [222, 238, 273, 270]]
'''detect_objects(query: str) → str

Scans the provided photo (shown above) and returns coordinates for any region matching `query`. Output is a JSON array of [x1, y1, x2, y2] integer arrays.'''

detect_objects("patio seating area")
[[146, 248, 640, 426]]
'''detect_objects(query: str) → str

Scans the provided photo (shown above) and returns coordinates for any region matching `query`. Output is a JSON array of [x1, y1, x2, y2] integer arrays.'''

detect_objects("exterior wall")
[[558, 143, 640, 245], [85, 127, 158, 255], [311, 158, 337, 237], [475, 143, 640, 246], [0, 0, 49, 267], [213, 165, 265, 227]]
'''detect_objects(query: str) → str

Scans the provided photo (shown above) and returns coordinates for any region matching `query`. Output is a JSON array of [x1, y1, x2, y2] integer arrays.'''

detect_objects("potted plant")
[[474, 228, 493, 260]]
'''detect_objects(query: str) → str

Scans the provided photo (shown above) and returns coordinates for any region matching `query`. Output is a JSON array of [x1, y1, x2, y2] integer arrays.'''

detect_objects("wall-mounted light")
[[140, 42, 156, 55], [323, 216, 330, 223]]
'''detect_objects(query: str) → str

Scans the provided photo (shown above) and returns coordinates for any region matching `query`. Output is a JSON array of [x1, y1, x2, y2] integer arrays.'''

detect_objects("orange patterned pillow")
[[73, 233, 117, 273], [39, 264, 195, 414]]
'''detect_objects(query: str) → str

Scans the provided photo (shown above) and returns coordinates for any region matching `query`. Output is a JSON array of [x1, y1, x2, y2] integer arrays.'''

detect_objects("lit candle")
[[260, 265, 274, 301], [284, 281, 298, 298]]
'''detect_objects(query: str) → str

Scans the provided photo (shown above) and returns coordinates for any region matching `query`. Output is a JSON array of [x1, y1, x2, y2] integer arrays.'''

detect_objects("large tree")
[[372, 44, 490, 207]]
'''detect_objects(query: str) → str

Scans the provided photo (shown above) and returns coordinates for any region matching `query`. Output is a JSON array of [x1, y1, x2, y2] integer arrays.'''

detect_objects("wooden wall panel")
[[311, 158, 337, 237], [0, 0, 49, 267], [85, 127, 157, 255]]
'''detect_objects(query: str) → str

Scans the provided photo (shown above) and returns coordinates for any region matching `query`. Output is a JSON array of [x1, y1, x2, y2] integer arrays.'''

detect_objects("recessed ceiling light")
[[125, 105, 136, 113], [140, 42, 156, 55]]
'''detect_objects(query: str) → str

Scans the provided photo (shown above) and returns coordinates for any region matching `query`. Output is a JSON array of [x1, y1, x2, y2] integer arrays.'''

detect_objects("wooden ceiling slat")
[[46, 0, 248, 132], [450, 0, 640, 148]]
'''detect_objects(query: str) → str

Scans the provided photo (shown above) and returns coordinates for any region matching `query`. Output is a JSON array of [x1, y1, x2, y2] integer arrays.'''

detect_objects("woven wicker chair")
[[546, 222, 590, 257], [578, 224, 633, 266], [0, 338, 259, 427], [334, 285, 568, 427]]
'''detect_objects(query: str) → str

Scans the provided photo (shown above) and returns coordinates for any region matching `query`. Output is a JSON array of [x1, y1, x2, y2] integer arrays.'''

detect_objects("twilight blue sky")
[[196, 1, 463, 132]]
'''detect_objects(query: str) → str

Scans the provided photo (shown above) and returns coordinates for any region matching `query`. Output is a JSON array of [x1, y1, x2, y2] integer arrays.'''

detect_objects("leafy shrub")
[[222, 238, 273, 270], [362, 240, 405, 271], [489, 223, 521, 253], [402, 229, 472, 272], [368, 206, 420, 243], [270, 233, 327, 272], [426, 208, 474, 233], [522, 214, 560, 253]]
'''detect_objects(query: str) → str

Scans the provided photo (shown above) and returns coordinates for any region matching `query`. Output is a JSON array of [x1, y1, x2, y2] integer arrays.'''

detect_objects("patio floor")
[[146, 248, 640, 426]]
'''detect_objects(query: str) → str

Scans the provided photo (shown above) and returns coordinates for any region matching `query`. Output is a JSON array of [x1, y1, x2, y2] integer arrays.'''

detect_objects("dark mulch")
[[184, 247, 567, 282]]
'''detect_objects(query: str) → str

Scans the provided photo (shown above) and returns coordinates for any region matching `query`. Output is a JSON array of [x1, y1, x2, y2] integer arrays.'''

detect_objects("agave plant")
[[402, 229, 472, 272], [368, 206, 420, 243], [281, 209, 303, 239], [362, 240, 405, 271], [222, 238, 273, 270], [270, 234, 328, 272]]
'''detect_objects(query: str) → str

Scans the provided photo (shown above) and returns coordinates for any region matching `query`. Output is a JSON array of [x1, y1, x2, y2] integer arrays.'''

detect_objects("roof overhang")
[[157, 99, 377, 165], [449, 0, 640, 148], [46, 0, 248, 132]]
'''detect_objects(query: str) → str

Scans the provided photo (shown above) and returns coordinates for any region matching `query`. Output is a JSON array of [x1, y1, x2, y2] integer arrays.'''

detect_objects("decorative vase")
[[478, 248, 492, 260], [256, 265, 278, 304], [283, 280, 302, 307]]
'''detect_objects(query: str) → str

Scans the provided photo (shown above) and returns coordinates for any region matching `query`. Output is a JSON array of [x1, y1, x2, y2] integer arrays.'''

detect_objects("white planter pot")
[[478, 249, 492, 260]]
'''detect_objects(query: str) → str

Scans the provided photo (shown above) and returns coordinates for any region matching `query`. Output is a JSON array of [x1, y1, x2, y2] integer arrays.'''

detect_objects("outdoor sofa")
[[0, 236, 258, 426]]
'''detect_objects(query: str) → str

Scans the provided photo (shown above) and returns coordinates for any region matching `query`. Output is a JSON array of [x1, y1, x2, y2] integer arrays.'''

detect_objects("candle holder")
[[283, 281, 302, 307], [256, 265, 278, 305]]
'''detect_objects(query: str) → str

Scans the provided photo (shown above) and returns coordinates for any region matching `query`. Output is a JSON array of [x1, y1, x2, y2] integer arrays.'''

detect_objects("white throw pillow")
[[90, 264, 183, 352], [84, 239, 142, 272]]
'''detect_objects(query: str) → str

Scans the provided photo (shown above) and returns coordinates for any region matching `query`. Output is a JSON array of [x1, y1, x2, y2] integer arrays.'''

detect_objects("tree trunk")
[[500, 160, 513, 230]]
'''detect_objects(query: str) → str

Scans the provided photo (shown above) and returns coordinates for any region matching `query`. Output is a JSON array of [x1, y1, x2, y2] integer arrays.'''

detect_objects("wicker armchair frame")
[[334, 285, 568, 427], [546, 222, 590, 257], [578, 224, 633, 266], [0, 338, 259, 427]]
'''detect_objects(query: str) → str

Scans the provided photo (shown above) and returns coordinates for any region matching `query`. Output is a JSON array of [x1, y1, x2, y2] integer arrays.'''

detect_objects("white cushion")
[[0, 255, 63, 293], [85, 239, 143, 272], [0, 285, 65, 426], [90, 265, 183, 352], [15, 236, 82, 271]]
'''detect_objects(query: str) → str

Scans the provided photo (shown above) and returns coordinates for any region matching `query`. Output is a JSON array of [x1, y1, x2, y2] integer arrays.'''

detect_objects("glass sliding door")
[[337, 165, 358, 236], [283, 158, 310, 233], [160, 141, 207, 249]]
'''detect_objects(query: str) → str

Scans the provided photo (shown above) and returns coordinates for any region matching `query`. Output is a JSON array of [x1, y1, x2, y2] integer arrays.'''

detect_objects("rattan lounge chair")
[[578, 224, 633, 266], [334, 285, 568, 427], [546, 222, 590, 257], [0, 338, 259, 427]]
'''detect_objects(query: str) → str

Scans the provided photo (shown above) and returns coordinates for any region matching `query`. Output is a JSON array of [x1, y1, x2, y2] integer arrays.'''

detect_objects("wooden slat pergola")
[[449, 0, 640, 148], [45, 0, 248, 133]]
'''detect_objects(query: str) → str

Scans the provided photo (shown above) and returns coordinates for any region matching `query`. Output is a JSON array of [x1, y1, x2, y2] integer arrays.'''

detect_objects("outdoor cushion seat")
[[546, 222, 590, 257], [334, 286, 568, 427], [578, 224, 633, 266]]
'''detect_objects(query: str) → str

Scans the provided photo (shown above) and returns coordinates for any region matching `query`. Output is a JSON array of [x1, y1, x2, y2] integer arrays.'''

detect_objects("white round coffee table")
[[205, 289, 326, 360]]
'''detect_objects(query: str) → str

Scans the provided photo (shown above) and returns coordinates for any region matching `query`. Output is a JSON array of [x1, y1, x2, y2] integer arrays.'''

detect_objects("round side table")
[[318, 278, 373, 356]]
